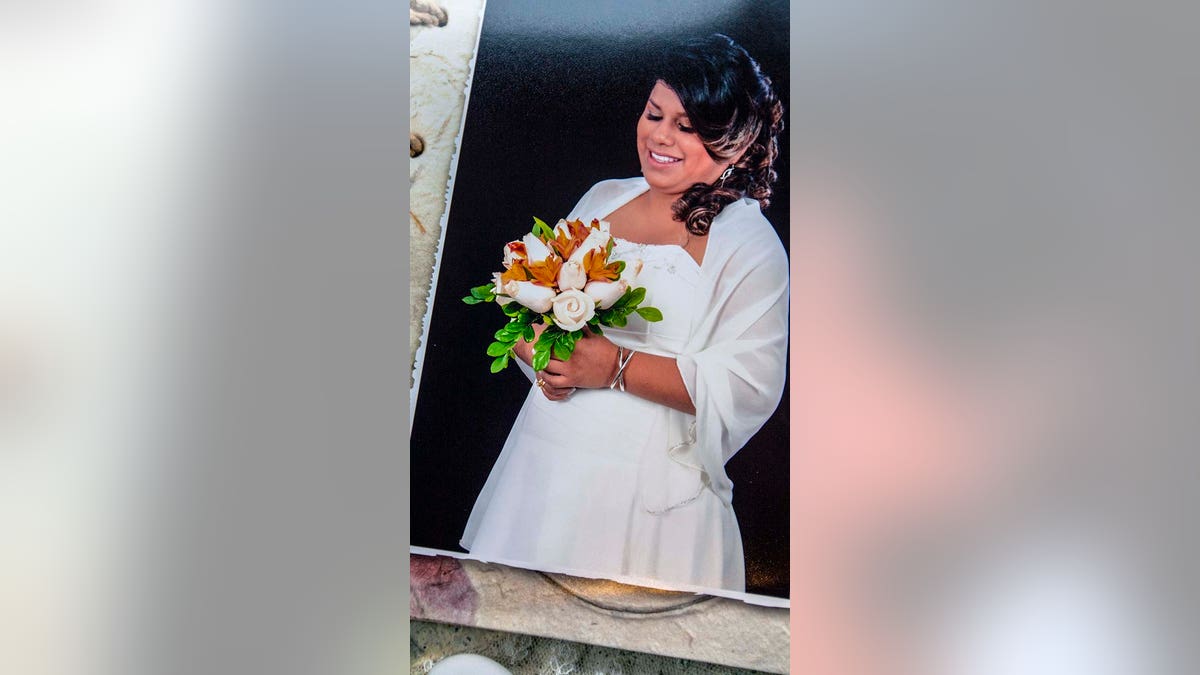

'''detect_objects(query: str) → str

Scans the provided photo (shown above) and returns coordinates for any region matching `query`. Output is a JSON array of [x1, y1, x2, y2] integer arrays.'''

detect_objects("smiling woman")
[[639, 81, 732, 196], [456, 34, 789, 596]]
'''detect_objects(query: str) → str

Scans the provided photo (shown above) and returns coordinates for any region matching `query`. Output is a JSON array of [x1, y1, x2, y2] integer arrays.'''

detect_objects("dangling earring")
[[717, 165, 734, 185]]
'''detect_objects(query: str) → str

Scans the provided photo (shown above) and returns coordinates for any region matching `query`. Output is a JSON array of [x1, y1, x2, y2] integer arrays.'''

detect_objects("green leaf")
[[490, 353, 509, 373], [495, 326, 520, 341], [590, 324, 603, 336], [531, 349, 550, 372], [522, 324, 535, 342], [486, 341, 511, 357], [470, 284, 494, 299], [532, 216, 555, 240], [462, 296, 482, 305], [614, 260, 626, 274], [626, 286, 647, 307], [611, 314, 627, 328], [553, 334, 579, 360], [501, 301, 522, 316], [635, 307, 663, 322]]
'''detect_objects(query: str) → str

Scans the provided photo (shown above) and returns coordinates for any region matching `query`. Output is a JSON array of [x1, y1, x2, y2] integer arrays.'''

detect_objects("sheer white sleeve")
[[639, 199, 790, 512]]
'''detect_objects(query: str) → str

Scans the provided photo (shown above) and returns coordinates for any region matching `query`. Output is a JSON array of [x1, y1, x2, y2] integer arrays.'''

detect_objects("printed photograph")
[[410, 0, 790, 604]]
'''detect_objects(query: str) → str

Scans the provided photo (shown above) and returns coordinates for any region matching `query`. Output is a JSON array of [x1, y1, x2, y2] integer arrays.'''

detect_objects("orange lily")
[[583, 248, 621, 282], [526, 256, 563, 287], [500, 260, 532, 284]]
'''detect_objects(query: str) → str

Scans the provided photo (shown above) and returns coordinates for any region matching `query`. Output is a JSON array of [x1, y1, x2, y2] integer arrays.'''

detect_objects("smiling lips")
[[648, 150, 681, 166]]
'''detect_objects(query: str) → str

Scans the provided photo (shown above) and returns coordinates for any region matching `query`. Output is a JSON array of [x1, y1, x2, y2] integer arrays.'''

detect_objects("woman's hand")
[[537, 329, 620, 395], [514, 323, 546, 367], [516, 323, 608, 401]]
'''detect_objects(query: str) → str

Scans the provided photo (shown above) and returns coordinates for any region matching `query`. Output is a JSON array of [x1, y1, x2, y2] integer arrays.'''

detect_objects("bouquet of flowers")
[[463, 217, 662, 373]]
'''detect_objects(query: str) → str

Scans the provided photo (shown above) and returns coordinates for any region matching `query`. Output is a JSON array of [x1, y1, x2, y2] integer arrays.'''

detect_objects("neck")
[[641, 187, 685, 224]]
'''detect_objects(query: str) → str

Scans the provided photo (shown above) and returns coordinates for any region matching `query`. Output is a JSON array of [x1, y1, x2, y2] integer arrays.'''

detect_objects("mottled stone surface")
[[410, 555, 478, 625], [411, 620, 774, 675], [409, 557, 789, 674]]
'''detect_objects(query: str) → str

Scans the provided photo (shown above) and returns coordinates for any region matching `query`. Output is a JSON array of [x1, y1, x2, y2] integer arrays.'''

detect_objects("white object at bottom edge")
[[429, 653, 513, 675]]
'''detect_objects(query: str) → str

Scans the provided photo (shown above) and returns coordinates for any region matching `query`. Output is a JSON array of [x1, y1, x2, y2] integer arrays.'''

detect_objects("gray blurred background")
[[1, 1, 1196, 673]]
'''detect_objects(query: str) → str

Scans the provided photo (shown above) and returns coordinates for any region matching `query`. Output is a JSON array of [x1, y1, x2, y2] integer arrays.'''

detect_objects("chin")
[[642, 176, 676, 195]]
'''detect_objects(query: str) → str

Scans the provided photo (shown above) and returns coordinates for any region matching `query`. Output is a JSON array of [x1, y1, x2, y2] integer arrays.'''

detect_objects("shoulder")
[[708, 198, 788, 275], [568, 177, 647, 220]]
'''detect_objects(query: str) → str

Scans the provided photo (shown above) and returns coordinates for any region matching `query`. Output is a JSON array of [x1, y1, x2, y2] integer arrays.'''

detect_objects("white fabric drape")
[[567, 178, 789, 514]]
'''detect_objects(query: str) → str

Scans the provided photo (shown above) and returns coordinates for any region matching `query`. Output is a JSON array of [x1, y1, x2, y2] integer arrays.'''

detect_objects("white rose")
[[502, 241, 526, 269], [492, 272, 513, 305], [568, 229, 614, 264], [551, 289, 596, 332], [557, 260, 587, 291], [583, 279, 628, 310], [521, 233, 554, 264], [503, 280, 555, 313], [619, 258, 643, 286]]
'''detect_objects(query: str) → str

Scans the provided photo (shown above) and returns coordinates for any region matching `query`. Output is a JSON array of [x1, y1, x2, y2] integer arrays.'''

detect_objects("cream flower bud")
[[551, 289, 596, 332], [584, 279, 628, 310], [503, 280, 555, 313], [568, 229, 613, 264], [502, 241, 526, 269], [521, 233, 554, 264], [557, 260, 587, 291], [492, 272, 513, 305]]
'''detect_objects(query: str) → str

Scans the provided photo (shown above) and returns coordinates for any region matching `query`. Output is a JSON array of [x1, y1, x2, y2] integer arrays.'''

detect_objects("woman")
[[460, 34, 788, 593]]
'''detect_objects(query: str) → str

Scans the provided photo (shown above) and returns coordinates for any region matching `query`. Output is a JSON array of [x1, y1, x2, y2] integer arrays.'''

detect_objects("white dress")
[[460, 178, 789, 593]]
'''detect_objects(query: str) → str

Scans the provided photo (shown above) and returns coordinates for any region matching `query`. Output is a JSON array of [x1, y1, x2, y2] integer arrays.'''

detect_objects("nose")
[[651, 119, 674, 145]]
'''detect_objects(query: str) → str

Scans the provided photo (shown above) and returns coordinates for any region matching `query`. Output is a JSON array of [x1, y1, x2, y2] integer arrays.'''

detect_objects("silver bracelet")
[[609, 347, 635, 392], [608, 347, 624, 389]]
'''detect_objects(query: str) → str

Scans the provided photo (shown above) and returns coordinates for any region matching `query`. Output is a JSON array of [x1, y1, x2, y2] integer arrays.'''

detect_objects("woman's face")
[[637, 81, 728, 197]]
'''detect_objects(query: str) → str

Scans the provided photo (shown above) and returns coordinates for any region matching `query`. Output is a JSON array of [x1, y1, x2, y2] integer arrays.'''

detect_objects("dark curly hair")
[[651, 34, 784, 236]]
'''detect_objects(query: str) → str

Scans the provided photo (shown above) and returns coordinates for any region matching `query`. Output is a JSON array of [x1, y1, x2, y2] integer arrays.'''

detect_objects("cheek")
[[683, 139, 716, 169]]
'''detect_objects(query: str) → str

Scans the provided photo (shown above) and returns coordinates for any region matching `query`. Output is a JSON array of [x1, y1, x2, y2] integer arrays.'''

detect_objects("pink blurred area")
[[785, 4, 1197, 668], [787, 172, 1181, 673]]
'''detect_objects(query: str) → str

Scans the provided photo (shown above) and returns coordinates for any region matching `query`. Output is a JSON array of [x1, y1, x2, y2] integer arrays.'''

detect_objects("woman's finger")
[[540, 372, 572, 389], [535, 370, 568, 389], [541, 384, 573, 401]]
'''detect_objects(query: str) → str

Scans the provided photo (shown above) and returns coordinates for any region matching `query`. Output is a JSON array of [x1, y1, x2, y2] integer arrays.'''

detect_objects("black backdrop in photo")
[[411, 0, 790, 599]]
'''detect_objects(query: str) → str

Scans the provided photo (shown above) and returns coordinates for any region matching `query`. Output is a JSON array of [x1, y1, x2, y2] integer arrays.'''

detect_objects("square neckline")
[[600, 181, 705, 273]]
